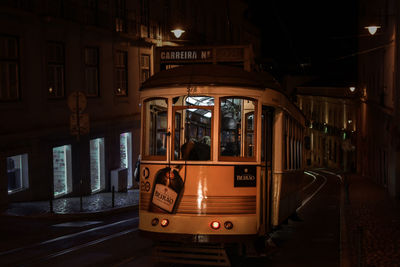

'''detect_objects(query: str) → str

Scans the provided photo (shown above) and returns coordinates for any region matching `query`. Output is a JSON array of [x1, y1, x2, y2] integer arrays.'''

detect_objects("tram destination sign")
[[234, 165, 256, 187]]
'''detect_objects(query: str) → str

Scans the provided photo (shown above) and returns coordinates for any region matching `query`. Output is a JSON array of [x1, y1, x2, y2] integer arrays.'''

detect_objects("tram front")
[[138, 65, 268, 245]]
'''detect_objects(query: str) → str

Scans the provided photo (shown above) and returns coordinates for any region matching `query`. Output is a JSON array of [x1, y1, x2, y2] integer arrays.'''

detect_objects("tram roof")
[[140, 64, 281, 91]]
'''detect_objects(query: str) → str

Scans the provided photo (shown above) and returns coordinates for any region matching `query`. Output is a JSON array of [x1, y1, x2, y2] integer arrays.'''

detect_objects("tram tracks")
[[299, 171, 328, 211], [0, 217, 140, 266]]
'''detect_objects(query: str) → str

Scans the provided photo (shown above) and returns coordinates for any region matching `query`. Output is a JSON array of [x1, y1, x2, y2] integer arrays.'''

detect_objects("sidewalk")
[[3, 189, 139, 218], [342, 174, 400, 267]]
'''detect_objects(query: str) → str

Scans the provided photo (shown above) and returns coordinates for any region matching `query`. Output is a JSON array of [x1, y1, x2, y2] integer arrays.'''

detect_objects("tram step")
[[153, 243, 231, 266]]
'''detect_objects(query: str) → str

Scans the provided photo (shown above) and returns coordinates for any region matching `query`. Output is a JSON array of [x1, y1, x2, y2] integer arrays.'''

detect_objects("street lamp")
[[171, 28, 185, 38], [364, 25, 381, 35]]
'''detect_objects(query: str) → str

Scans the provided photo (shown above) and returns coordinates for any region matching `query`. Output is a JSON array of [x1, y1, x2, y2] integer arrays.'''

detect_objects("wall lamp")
[[171, 28, 185, 38], [364, 25, 381, 35]]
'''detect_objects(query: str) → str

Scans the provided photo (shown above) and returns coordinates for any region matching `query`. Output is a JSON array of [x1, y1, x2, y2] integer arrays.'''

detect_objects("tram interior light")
[[161, 219, 169, 227], [211, 221, 221, 230], [204, 111, 212, 118], [186, 97, 198, 105]]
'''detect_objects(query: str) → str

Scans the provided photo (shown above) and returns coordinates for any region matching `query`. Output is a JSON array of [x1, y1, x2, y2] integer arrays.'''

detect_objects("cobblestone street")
[[5, 189, 139, 217], [344, 174, 400, 267]]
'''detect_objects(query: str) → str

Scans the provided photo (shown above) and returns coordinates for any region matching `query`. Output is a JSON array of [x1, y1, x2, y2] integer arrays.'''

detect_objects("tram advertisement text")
[[234, 165, 256, 187]]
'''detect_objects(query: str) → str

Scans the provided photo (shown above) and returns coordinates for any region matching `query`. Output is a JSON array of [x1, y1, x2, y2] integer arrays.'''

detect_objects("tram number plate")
[[234, 165, 256, 187]]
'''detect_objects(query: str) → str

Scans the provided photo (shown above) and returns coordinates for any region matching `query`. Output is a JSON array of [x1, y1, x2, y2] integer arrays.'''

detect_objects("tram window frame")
[[172, 95, 214, 161], [284, 114, 304, 171], [142, 97, 168, 161], [219, 97, 257, 162]]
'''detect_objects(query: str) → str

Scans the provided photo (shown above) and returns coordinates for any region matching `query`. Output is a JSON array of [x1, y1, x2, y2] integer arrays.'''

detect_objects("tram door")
[[262, 106, 274, 233]]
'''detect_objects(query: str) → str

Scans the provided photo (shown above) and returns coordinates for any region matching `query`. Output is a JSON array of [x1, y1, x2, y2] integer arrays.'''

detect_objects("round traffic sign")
[[68, 91, 87, 113]]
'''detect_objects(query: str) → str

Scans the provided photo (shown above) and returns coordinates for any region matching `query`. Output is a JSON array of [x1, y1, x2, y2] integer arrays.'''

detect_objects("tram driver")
[[181, 136, 210, 161]]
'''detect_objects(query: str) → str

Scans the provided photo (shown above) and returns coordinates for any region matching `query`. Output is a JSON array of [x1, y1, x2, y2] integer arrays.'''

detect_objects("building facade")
[[296, 86, 357, 172], [0, 0, 260, 209], [357, 0, 400, 197]]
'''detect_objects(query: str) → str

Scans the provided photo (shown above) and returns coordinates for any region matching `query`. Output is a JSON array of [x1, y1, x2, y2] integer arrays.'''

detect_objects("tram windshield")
[[220, 97, 256, 159], [173, 96, 213, 161]]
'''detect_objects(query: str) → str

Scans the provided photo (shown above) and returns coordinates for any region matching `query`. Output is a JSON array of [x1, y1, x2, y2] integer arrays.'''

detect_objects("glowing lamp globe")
[[171, 29, 185, 38], [365, 25, 381, 35]]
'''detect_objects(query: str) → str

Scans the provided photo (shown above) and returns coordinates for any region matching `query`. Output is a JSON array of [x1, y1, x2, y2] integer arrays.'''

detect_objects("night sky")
[[247, 0, 358, 80]]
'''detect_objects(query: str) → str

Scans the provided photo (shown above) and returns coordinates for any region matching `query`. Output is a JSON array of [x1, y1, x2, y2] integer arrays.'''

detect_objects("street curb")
[[2, 205, 139, 220], [340, 175, 352, 267]]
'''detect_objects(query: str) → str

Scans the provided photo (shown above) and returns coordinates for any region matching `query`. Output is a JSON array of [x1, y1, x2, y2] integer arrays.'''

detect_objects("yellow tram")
[[138, 65, 305, 264]]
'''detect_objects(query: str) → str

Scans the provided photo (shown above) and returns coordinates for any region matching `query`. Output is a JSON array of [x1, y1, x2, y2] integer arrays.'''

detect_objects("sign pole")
[[68, 91, 89, 213], [76, 92, 83, 212]]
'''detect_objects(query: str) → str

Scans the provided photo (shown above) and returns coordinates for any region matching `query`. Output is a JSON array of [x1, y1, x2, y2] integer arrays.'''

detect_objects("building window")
[[53, 145, 72, 197], [115, 0, 126, 32], [7, 154, 29, 194], [120, 132, 132, 188], [0, 35, 19, 101], [90, 137, 105, 193], [85, 0, 98, 25], [84, 47, 99, 97], [115, 50, 127, 96], [47, 42, 65, 98], [140, 54, 150, 83]]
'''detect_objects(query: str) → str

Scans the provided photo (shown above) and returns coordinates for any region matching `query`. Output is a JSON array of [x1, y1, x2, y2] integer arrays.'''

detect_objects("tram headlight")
[[160, 219, 169, 227], [210, 221, 221, 230], [224, 221, 234, 230], [151, 218, 159, 226]]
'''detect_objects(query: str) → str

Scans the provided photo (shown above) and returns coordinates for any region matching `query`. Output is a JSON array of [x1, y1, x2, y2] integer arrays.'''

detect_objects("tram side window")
[[220, 97, 256, 160], [143, 98, 168, 159], [173, 95, 213, 161]]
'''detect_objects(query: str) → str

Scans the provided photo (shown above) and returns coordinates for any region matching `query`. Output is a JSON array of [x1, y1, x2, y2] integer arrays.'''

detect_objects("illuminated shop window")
[[173, 96, 214, 161], [53, 145, 72, 197], [143, 98, 168, 159], [90, 138, 105, 193], [7, 154, 29, 194], [120, 132, 132, 188], [220, 97, 256, 160]]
